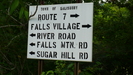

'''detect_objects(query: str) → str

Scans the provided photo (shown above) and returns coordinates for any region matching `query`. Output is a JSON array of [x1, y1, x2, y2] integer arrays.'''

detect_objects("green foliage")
[[24, 10, 29, 20], [54, 61, 74, 75], [19, 7, 24, 19], [41, 71, 54, 75], [92, 3, 133, 75], [1, 0, 133, 75], [41, 61, 74, 75], [9, 0, 19, 15], [55, 61, 73, 75]]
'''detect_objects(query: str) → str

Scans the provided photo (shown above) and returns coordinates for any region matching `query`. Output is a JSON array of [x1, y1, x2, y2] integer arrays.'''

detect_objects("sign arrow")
[[30, 43, 35, 46], [70, 14, 79, 18], [82, 24, 91, 28], [30, 33, 36, 37], [29, 51, 35, 55]]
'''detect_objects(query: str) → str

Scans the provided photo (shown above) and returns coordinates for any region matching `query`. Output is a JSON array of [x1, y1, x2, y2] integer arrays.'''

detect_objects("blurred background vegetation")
[[0, 0, 133, 75]]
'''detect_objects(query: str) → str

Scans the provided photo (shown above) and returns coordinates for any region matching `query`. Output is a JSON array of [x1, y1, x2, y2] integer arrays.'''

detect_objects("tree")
[[0, 0, 82, 75], [1, 0, 133, 75], [82, 3, 133, 75]]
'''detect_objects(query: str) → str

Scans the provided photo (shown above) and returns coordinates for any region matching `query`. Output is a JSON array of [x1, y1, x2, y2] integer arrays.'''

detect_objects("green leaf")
[[67, 63, 73, 69], [41, 72, 45, 75], [61, 72, 66, 75], [46, 70, 54, 75], [19, 7, 24, 19], [9, 0, 19, 14], [24, 10, 29, 20], [70, 72, 73, 75]]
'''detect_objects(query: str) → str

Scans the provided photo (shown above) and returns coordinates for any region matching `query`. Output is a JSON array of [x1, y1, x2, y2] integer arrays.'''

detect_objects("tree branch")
[[9, 15, 24, 25], [0, 65, 16, 71], [29, 1, 39, 19], [29, 4, 38, 19], [0, 50, 16, 71], [0, 50, 14, 65], [0, 25, 22, 28], [5, 33, 22, 47]]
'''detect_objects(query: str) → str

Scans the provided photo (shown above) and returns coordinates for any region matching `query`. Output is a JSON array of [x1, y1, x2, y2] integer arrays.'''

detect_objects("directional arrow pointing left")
[[82, 24, 91, 28], [29, 51, 35, 55], [70, 14, 79, 18], [30, 43, 35, 46], [30, 33, 36, 37]]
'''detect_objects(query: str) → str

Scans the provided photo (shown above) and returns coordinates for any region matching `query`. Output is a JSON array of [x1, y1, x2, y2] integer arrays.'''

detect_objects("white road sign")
[[27, 3, 93, 62]]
